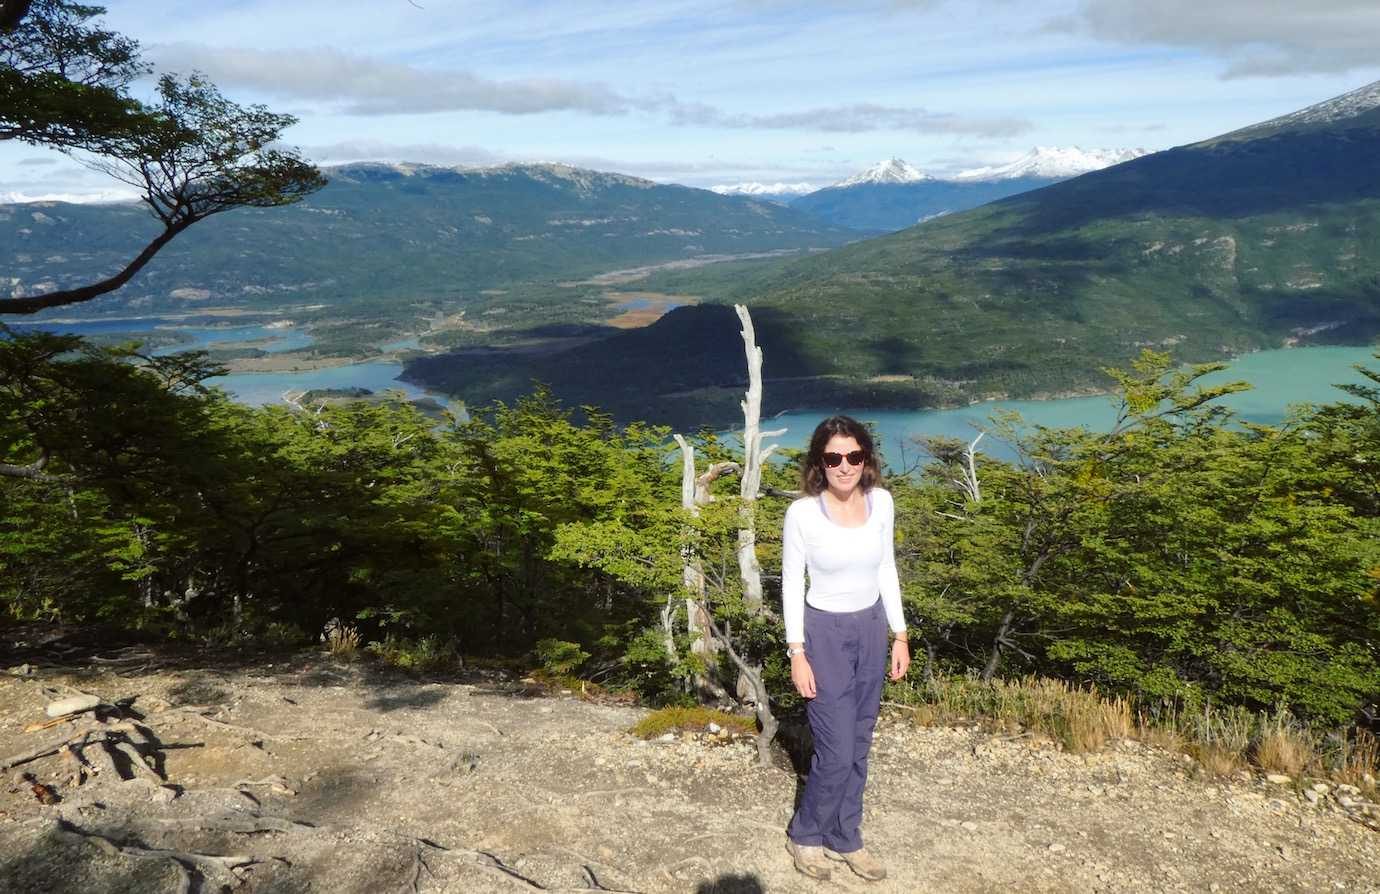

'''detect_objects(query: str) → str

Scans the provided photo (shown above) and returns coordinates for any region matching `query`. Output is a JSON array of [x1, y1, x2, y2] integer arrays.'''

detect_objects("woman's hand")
[[791, 653, 817, 699], [889, 638, 910, 681]]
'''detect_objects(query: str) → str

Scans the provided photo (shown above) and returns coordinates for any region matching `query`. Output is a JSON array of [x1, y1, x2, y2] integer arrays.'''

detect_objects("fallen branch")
[[0, 721, 123, 771], [111, 740, 164, 782], [24, 714, 76, 733]]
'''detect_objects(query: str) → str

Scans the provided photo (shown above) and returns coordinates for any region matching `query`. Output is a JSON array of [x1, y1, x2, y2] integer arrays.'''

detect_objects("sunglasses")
[[822, 450, 866, 468]]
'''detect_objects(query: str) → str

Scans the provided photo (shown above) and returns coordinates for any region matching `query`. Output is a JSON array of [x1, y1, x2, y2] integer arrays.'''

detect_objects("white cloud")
[[143, 42, 1025, 137], [667, 100, 1032, 137], [17, 157, 60, 167], [299, 140, 510, 167], [1060, 0, 1380, 77], [146, 43, 638, 116]]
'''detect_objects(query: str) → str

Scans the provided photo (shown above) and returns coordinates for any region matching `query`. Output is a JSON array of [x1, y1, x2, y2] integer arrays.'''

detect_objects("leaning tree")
[[0, 0, 324, 314]]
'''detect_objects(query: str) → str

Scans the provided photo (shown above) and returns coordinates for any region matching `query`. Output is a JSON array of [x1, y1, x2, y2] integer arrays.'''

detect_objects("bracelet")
[[891, 632, 908, 643]]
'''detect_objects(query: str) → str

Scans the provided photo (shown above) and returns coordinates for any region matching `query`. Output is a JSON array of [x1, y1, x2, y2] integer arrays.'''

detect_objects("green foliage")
[[1, 329, 1376, 734], [899, 350, 1380, 726], [0, 1, 322, 313], [629, 706, 756, 739], [534, 639, 589, 677], [366, 634, 460, 673]]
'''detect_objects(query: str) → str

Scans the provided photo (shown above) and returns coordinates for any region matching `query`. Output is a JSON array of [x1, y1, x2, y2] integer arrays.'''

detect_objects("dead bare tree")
[[729, 304, 788, 763], [671, 434, 738, 698], [734, 304, 786, 611], [665, 305, 786, 765]]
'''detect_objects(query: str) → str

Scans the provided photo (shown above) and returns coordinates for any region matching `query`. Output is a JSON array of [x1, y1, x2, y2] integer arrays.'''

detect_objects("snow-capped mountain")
[[1213, 78, 1380, 143], [835, 158, 933, 187], [709, 181, 819, 197], [953, 147, 1148, 182]]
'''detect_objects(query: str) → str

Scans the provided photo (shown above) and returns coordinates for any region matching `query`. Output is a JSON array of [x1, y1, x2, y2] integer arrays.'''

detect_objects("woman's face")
[[821, 433, 865, 496]]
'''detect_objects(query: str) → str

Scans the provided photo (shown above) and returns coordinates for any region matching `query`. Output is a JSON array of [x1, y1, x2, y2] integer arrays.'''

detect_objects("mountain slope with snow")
[[789, 149, 1148, 232], [1211, 79, 1380, 143], [836, 158, 933, 187], [954, 147, 1147, 181]]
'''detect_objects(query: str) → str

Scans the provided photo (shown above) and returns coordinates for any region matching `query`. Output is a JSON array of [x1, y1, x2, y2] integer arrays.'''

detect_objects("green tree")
[[0, 1, 324, 313]]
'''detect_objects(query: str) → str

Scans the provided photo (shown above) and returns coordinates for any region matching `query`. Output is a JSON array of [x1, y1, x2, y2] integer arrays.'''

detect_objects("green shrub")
[[367, 634, 460, 672], [534, 638, 589, 676]]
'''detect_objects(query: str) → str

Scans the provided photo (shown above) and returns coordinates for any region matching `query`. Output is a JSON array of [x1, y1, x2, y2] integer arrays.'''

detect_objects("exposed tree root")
[[54, 818, 260, 894]]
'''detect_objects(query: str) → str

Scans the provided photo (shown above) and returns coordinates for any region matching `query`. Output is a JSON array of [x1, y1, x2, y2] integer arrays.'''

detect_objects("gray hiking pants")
[[787, 597, 888, 853]]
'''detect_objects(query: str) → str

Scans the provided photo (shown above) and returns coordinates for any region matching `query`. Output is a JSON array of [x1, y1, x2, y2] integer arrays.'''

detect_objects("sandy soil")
[[0, 640, 1376, 894]]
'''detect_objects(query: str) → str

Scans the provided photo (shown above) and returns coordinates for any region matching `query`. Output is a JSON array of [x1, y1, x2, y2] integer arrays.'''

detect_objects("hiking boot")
[[824, 846, 887, 881], [785, 840, 832, 880]]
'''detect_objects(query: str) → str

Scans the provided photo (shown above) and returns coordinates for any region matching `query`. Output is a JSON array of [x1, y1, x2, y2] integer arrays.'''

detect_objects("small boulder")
[[44, 694, 100, 718]]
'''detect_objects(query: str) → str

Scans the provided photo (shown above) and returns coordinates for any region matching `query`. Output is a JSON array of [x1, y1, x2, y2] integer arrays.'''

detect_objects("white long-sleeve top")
[[781, 486, 906, 644]]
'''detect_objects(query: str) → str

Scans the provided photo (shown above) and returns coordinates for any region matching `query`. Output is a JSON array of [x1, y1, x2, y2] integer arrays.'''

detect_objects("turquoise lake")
[[754, 345, 1379, 461], [7, 316, 1376, 450]]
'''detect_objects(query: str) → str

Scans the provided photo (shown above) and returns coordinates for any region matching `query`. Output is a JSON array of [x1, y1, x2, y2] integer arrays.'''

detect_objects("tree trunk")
[[672, 434, 732, 700], [982, 609, 1015, 682], [1, 219, 193, 315], [733, 304, 784, 611], [731, 305, 785, 728]]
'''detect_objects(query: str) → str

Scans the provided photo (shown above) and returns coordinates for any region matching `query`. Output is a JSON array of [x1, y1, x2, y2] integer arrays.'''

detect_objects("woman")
[[782, 415, 909, 882]]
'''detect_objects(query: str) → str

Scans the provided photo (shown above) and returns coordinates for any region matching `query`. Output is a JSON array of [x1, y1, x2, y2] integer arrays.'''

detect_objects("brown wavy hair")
[[800, 415, 881, 496]]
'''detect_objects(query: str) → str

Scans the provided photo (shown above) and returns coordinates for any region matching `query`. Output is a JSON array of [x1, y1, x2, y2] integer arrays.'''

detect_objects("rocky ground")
[[0, 635, 1377, 894]]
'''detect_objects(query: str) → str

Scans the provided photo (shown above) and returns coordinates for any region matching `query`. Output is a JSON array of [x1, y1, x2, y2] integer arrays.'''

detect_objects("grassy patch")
[[630, 706, 756, 739], [365, 634, 460, 673], [890, 673, 1380, 786]]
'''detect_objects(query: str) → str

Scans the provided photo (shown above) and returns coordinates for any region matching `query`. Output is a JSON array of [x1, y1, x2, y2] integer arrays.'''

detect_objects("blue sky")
[[5, 0, 1380, 200]]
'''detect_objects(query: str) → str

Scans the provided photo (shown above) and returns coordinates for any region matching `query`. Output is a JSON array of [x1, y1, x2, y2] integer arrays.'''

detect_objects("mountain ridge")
[[407, 79, 1380, 426]]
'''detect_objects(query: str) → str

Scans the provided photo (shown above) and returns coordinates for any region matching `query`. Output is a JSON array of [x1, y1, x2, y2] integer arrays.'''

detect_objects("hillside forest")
[[1, 0, 1378, 772]]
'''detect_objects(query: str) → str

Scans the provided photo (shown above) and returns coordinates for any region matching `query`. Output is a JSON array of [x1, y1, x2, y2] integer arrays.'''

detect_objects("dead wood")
[[0, 721, 118, 771], [76, 739, 121, 780], [111, 740, 164, 782], [24, 714, 76, 733]]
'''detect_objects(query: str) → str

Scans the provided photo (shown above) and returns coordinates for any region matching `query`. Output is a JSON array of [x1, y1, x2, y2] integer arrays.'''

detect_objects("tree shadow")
[[696, 872, 766, 893], [362, 687, 448, 712]]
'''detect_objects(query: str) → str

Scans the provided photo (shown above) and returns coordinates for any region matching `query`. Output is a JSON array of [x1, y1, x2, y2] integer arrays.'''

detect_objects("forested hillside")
[[4, 331, 1377, 733], [412, 81, 1380, 426]]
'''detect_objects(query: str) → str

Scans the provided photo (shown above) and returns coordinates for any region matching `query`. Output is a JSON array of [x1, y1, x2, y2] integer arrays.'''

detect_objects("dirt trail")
[[0, 647, 1376, 894]]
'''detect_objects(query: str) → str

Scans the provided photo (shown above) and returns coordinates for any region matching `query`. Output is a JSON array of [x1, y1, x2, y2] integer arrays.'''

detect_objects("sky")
[[4, 0, 1380, 201]]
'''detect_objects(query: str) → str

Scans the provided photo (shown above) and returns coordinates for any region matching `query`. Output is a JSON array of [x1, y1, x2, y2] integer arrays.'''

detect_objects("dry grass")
[[1253, 716, 1315, 777], [1194, 743, 1245, 777], [1138, 721, 1187, 755], [325, 624, 361, 660], [894, 675, 1378, 787], [903, 674, 1133, 754], [1329, 729, 1380, 792]]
